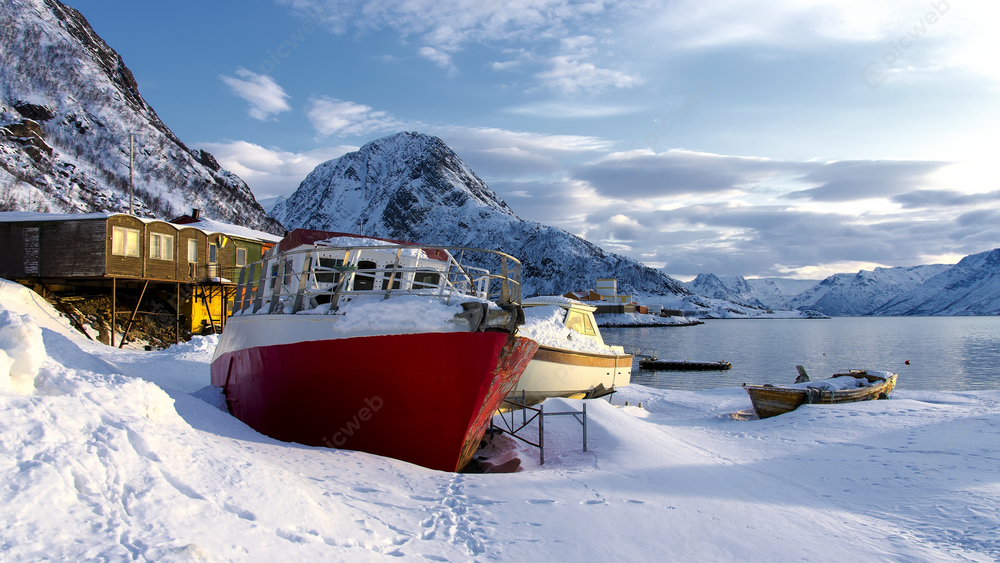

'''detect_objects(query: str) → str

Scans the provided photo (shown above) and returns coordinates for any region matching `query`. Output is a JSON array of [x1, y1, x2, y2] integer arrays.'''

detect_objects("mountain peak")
[[272, 132, 687, 297], [0, 0, 281, 233]]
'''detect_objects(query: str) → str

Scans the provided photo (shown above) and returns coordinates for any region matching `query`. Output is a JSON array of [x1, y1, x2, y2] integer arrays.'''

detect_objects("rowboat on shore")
[[742, 370, 897, 419]]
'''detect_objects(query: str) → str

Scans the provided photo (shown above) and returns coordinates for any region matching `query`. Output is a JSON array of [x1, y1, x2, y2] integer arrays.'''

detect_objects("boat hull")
[[507, 345, 632, 407], [743, 373, 897, 419], [211, 325, 538, 472]]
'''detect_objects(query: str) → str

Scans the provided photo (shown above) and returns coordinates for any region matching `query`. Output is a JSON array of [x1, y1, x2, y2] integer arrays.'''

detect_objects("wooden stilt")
[[175, 282, 180, 345], [200, 285, 217, 334], [111, 277, 116, 347], [118, 280, 149, 349]]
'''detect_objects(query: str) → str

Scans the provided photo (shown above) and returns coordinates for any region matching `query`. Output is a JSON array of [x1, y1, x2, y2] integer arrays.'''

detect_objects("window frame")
[[235, 247, 247, 267], [187, 239, 198, 263], [149, 232, 174, 261], [112, 226, 140, 257]]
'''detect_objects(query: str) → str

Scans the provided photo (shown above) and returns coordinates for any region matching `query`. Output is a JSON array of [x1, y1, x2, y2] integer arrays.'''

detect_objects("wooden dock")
[[638, 359, 732, 371]]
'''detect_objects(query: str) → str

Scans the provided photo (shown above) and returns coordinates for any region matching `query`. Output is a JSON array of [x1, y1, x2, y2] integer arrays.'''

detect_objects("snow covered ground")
[[2, 278, 998, 561]]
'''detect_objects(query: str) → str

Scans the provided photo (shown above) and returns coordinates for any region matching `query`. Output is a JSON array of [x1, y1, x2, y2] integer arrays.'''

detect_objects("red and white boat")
[[211, 229, 539, 472]]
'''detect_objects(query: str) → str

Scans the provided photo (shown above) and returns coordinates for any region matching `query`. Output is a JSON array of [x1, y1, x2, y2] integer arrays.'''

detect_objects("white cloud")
[[639, 0, 1000, 80], [307, 97, 405, 138], [491, 60, 520, 71], [281, 0, 633, 83], [219, 68, 291, 121], [194, 141, 356, 198], [536, 56, 642, 94], [418, 47, 457, 75], [505, 102, 639, 118]]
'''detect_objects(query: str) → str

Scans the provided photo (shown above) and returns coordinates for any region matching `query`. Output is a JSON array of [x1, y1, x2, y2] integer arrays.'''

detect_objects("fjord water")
[[604, 317, 1000, 392]]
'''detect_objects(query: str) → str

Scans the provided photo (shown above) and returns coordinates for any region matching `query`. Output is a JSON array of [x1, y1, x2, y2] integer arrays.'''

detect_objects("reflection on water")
[[602, 317, 1000, 392]]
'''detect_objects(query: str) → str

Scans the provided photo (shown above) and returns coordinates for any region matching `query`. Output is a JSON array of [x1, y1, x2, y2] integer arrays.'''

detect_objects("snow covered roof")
[[0, 211, 281, 243], [523, 295, 596, 311], [0, 211, 142, 223], [169, 216, 282, 243]]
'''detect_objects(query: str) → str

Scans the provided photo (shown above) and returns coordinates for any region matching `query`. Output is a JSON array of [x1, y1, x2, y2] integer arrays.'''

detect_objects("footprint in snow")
[[526, 499, 556, 505], [581, 500, 605, 505], [625, 499, 645, 504]]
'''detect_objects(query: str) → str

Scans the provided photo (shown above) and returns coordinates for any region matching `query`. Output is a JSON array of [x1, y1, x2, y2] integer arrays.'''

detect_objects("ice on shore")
[[1, 278, 998, 561]]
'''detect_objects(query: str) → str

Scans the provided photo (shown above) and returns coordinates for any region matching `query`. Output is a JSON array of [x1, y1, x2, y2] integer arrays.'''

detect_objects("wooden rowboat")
[[742, 370, 897, 419]]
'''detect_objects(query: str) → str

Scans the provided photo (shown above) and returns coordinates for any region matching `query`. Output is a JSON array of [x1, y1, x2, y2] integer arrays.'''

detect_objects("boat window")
[[565, 310, 597, 336], [315, 257, 342, 284], [381, 266, 402, 291], [412, 271, 440, 290], [354, 260, 377, 291]]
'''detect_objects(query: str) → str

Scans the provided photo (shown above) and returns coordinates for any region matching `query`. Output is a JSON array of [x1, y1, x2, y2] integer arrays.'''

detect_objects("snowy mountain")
[[786, 264, 951, 316], [271, 132, 689, 297], [870, 249, 1000, 316], [683, 275, 820, 310], [0, 0, 281, 233], [685, 274, 766, 309]]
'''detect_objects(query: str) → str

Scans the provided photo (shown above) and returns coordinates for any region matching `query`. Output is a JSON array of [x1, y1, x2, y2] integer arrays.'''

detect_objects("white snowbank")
[[1, 278, 998, 561], [595, 312, 702, 327], [0, 310, 45, 394], [518, 305, 619, 354], [329, 294, 467, 336]]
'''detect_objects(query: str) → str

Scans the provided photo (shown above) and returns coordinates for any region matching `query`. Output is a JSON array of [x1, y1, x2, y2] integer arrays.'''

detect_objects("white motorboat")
[[508, 296, 632, 407]]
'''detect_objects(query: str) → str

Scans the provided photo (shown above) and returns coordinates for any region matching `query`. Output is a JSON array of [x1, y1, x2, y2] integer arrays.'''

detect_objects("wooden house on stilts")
[[0, 210, 280, 347]]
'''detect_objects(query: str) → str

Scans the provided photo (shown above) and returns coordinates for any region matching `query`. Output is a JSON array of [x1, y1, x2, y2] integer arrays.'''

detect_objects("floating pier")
[[639, 359, 732, 371]]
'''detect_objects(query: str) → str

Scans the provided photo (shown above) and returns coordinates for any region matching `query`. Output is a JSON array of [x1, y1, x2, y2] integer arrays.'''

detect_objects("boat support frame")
[[489, 391, 588, 465]]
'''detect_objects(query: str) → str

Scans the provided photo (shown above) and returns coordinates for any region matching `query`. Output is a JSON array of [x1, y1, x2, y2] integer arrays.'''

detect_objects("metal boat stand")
[[489, 391, 588, 465]]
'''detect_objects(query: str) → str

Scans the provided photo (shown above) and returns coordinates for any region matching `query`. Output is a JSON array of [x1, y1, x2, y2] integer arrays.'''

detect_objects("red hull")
[[211, 331, 538, 472]]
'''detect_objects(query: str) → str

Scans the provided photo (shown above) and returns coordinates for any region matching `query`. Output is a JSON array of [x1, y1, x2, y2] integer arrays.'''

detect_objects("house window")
[[235, 247, 247, 267], [112, 227, 140, 257], [150, 233, 174, 260], [187, 239, 198, 263], [209, 243, 218, 263]]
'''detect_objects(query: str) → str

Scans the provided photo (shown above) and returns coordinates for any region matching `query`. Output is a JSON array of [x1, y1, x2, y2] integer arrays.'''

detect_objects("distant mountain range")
[[0, 0, 280, 233], [684, 253, 1000, 316]]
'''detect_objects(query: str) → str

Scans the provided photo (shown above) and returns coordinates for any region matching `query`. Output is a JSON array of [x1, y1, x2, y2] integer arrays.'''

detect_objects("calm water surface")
[[602, 317, 1000, 392]]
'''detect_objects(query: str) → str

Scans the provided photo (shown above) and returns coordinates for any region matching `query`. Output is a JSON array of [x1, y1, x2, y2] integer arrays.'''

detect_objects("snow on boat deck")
[[1, 278, 998, 561]]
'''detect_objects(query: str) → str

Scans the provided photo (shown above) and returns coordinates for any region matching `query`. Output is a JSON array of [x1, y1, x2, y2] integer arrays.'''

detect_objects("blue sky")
[[69, 0, 999, 280]]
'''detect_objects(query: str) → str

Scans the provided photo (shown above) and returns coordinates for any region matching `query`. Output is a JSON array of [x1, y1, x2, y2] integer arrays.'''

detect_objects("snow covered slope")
[[786, 264, 951, 316], [0, 0, 281, 233], [741, 277, 820, 309], [870, 248, 1000, 316], [2, 277, 998, 561], [685, 274, 766, 309], [683, 275, 823, 311], [271, 132, 688, 297]]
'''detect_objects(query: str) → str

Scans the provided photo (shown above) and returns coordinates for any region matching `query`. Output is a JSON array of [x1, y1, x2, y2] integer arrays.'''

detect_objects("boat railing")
[[231, 243, 524, 315], [620, 345, 658, 359]]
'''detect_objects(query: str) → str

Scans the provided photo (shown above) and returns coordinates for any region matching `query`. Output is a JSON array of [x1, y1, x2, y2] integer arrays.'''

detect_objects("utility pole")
[[129, 133, 134, 215]]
